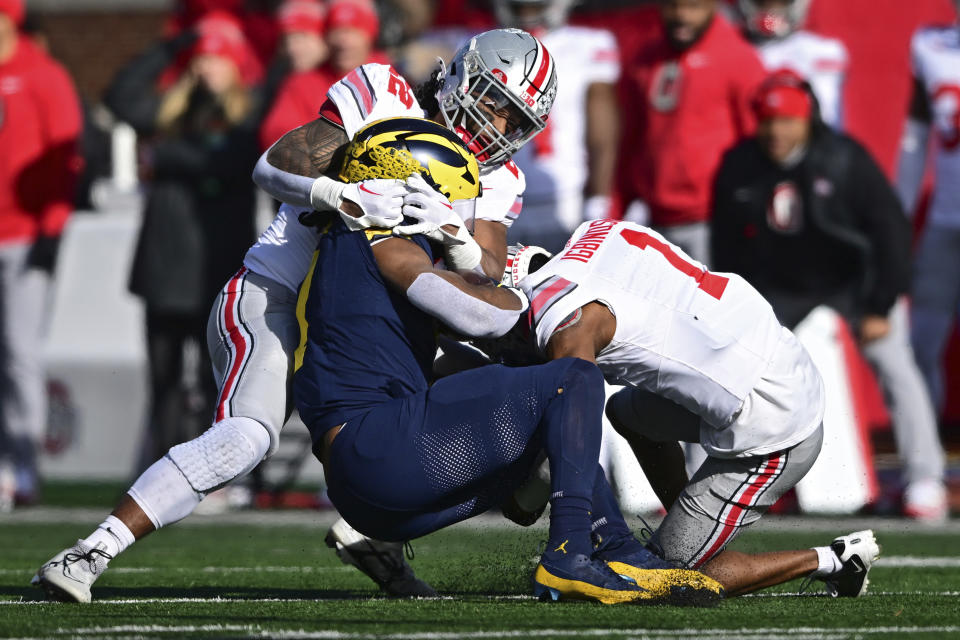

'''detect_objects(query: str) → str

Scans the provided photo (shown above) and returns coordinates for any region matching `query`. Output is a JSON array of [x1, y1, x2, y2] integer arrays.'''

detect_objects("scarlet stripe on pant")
[[688, 452, 786, 568], [215, 267, 254, 422]]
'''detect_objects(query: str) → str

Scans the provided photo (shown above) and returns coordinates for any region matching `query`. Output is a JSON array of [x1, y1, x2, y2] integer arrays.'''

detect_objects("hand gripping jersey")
[[755, 30, 848, 129], [509, 26, 620, 234], [911, 26, 960, 229], [244, 63, 527, 292], [520, 219, 823, 457]]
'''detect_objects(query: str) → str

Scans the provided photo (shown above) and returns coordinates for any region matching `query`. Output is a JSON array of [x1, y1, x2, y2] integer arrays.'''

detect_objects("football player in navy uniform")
[[294, 118, 721, 605]]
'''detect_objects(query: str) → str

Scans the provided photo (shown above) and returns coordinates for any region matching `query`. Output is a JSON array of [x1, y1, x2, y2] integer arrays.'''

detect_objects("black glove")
[[27, 234, 62, 273]]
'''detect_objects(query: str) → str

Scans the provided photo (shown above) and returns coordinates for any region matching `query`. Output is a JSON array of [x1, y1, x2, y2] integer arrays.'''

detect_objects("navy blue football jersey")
[[294, 220, 439, 440]]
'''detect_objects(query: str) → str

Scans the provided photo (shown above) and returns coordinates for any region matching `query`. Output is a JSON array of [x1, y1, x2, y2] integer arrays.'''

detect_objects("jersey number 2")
[[620, 228, 728, 300], [387, 69, 415, 109]]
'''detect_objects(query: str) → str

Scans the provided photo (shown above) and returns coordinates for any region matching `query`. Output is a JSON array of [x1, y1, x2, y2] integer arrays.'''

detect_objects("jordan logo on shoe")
[[554, 540, 569, 555]]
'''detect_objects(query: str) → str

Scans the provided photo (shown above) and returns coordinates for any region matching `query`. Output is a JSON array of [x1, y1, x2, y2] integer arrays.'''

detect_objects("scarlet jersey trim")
[[318, 98, 344, 127]]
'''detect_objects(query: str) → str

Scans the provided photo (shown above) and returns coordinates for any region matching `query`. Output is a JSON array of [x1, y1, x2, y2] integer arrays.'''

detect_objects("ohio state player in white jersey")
[[495, 220, 881, 597], [32, 29, 556, 603], [737, 0, 848, 128], [495, 0, 620, 251], [897, 18, 960, 520]]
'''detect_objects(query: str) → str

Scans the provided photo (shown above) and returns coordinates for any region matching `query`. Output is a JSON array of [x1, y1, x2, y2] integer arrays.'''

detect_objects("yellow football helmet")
[[339, 117, 481, 204]]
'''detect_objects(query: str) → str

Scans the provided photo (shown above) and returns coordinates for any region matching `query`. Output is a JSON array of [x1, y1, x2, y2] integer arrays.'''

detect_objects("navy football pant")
[[323, 358, 605, 542]]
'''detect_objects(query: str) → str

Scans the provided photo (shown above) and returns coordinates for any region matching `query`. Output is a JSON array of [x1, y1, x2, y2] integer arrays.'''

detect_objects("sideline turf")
[[3, 515, 959, 639]]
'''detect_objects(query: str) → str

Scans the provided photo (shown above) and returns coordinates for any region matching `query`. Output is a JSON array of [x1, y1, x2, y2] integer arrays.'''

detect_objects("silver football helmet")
[[501, 243, 553, 287], [738, 0, 811, 39], [493, 0, 576, 31], [436, 28, 558, 168]]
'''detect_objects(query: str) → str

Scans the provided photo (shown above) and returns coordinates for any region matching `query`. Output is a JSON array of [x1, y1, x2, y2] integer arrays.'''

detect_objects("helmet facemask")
[[435, 29, 556, 168]]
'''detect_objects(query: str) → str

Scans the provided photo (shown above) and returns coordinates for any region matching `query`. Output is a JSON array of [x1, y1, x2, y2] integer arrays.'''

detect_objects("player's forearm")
[[584, 82, 619, 198], [471, 220, 508, 279], [253, 118, 349, 207], [406, 272, 527, 339]]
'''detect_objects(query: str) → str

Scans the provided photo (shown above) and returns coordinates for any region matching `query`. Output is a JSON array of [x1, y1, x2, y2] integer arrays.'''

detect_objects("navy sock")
[[540, 359, 606, 561], [546, 495, 594, 559], [590, 467, 636, 549]]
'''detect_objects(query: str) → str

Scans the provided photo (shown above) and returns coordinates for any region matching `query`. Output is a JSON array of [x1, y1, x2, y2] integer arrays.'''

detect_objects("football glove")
[[309, 176, 407, 231], [395, 174, 483, 270]]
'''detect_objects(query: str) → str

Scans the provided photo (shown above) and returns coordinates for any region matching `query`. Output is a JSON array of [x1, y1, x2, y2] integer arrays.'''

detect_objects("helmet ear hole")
[[528, 253, 550, 275]]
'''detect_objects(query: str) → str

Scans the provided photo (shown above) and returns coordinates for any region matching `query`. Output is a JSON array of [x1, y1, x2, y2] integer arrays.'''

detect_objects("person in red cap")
[[278, 0, 328, 73], [103, 10, 266, 469], [259, 0, 387, 150], [711, 72, 945, 520], [0, 0, 82, 510]]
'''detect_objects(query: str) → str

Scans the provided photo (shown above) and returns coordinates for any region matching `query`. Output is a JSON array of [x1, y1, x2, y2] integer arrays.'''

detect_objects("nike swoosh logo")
[[358, 183, 381, 196]]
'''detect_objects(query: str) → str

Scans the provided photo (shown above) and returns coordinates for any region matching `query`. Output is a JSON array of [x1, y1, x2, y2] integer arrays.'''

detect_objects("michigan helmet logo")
[[340, 117, 481, 203]]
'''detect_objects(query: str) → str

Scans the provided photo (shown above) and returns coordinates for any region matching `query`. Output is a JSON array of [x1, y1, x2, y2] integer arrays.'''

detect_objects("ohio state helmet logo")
[[767, 181, 803, 234], [492, 68, 508, 83]]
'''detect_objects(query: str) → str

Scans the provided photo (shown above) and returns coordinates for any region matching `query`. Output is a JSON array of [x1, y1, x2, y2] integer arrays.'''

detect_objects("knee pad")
[[557, 357, 606, 390], [167, 417, 271, 493]]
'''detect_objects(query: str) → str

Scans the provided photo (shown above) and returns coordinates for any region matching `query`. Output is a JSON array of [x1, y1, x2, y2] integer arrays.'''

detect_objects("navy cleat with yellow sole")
[[594, 534, 725, 606], [533, 551, 652, 604]]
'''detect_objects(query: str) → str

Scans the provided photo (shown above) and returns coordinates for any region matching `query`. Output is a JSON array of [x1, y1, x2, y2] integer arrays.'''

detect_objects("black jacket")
[[105, 34, 263, 314], [711, 128, 911, 330]]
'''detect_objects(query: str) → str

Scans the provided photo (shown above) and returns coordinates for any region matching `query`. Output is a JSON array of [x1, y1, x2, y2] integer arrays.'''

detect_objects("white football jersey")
[[521, 219, 822, 457], [244, 63, 526, 292], [756, 30, 848, 129], [508, 26, 620, 240], [912, 26, 960, 229]]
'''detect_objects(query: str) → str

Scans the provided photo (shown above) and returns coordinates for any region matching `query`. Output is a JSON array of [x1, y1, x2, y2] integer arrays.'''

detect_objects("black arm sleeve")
[[849, 141, 912, 316], [103, 32, 198, 135]]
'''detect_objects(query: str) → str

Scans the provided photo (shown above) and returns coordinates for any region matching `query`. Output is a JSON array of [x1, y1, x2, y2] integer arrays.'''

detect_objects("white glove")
[[310, 176, 407, 231], [393, 174, 466, 241], [394, 174, 483, 270]]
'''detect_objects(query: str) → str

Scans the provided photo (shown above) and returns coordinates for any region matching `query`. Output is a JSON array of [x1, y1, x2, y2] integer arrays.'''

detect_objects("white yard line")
[[5, 508, 960, 534], [4, 589, 960, 606], [40, 625, 960, 639]]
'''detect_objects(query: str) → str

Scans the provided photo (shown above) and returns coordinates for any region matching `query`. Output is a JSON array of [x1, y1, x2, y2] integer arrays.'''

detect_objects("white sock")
[[82, 515, 136, 559], [810, 545, 843, 577]]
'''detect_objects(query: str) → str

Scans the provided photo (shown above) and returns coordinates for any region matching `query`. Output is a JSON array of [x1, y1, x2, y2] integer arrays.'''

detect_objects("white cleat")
[[824, 529, 880, 597], [31, 540, 112, 603], [325, 518, 437, 597], [904, 479, 948, 523]]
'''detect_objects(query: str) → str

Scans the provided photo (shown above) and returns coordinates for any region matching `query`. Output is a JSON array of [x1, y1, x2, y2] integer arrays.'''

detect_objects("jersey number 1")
[[620, 228, 728, 300]]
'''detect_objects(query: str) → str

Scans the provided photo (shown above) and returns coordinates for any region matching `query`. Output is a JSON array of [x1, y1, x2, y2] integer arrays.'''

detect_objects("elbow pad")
[[406, 272, 528, 339]]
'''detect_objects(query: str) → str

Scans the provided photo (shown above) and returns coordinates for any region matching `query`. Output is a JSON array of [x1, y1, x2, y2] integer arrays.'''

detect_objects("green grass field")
[[2, 500, 959, 639]]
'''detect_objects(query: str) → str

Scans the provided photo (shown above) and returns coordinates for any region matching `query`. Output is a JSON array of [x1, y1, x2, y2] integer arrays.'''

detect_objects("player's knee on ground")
[[167, 417, 271, 493]]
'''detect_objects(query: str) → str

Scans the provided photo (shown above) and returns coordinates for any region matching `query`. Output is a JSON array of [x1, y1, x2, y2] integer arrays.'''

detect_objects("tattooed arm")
[[252, 118, 350, 209], [266, 117, 348, 178]]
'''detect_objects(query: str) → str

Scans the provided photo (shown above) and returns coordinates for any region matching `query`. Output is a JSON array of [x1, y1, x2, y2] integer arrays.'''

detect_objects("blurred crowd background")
[[1, 0, 958, 521]]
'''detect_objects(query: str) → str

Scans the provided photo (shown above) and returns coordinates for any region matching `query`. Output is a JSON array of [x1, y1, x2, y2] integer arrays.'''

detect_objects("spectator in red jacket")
[[617, 0, 765, 265], [259, 0, 386, 150], [0, 0, 82, 510]]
